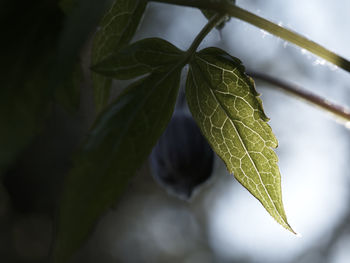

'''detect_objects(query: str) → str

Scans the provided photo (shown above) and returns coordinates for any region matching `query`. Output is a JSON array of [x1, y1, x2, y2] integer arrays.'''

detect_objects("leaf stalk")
[[186, 13, 224, 56]]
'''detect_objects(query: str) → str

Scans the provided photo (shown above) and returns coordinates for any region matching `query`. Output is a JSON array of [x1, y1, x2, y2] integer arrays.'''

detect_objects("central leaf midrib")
[[97, 48, 188, 168], [192, 57, 286, 224]]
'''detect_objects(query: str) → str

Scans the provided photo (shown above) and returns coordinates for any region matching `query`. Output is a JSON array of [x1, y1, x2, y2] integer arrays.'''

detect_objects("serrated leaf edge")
[[188, 53, 295, 234]]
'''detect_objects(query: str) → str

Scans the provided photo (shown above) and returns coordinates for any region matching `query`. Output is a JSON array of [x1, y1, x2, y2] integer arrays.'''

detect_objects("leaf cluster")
[[3, 0, 350, 262], [53, 1, 295, 262]]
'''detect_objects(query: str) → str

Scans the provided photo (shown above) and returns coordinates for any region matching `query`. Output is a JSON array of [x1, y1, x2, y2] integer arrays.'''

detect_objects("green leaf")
[[91, 0, 147, 112], [92, 38, 184, 79], [53, 66, 183, 262], [51, 0, 111, 105], [186, 47, 295, 233]]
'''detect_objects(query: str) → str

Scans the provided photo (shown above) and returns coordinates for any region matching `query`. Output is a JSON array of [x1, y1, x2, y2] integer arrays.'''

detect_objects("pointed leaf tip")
[[186, 47, 294, 232]]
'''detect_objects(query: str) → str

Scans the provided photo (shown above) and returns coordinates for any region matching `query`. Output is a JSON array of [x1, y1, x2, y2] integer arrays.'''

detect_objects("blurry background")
[[1, 0, 350, 262]]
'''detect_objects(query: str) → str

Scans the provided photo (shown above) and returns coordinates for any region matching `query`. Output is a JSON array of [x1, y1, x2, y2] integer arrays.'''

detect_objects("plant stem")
[[158, 13, 225, 82], [149, 0, 350, 73], [250, 71, 350, 124], [185, 13, 224, 58], [223, 6, 350, 73]]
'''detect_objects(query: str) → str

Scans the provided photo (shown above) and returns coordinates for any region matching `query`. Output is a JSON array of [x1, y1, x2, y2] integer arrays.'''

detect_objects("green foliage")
[[92, 38, 184, 79], [53, 38, 185, 262], [91, 0, 147, 112], [53, 5, 300, 260], [51, 0, 111, 106], [186, 47, 294, 233], [10, 0, 350, 261]]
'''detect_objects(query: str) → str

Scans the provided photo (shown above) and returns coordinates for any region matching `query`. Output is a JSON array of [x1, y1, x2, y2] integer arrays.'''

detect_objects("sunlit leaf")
[[53, 65, 183, 262], [186, 47, 295, 233], [91, 0, 147, 112], [92, 38, 184, 79]]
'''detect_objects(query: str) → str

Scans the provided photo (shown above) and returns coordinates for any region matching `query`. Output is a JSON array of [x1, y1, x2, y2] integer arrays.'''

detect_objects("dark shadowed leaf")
[[51, 0, 112, 108], [92, 38, 184, 79], [91, 0, 147, 112], [186, 47, 295, 233], [53, 65, 183, 262]]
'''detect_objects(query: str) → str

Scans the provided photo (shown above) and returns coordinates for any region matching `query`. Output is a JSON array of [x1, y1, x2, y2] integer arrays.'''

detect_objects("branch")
[[149, 0, 350, 74], [250, 71, 350, 124], [186, 13, 224, 56]]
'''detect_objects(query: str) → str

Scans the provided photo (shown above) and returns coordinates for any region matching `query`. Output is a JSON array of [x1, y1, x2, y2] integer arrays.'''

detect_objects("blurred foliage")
[[59, 0, 78, 14], [51, 0, 111, 97], [0, 0, 63, 174], [0, 0, 113, 172], [0, 0, 108, 260]]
